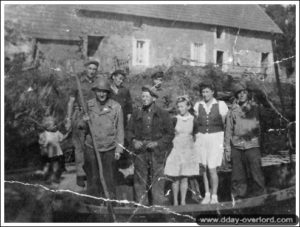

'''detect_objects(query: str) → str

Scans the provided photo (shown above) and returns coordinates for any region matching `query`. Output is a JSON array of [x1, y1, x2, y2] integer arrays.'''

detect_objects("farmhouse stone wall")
[[5, 5, 276, 81]]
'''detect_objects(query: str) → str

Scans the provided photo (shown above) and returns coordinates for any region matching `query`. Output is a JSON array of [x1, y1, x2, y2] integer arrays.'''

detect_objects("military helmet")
[[92, 77, 111, 92], [232, 82, 247, 97]]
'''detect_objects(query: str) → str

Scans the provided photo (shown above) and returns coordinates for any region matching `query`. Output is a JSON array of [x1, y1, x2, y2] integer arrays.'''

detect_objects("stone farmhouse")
[[5, 4, 282, 80]]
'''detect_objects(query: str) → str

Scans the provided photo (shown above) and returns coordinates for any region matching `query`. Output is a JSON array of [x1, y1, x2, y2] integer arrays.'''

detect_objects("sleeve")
[[218, 101, 229, 123], [224, 111, 234, 152], [172, 116, 178, 129], [193, 102, 200, 117], [218, 101, 229, 117], [126, 89, 133, 115], [157, 111, 175, 151], [126, 109, 137, 143], [57, 131, 64, 142], [38, 132, 47, 147], [69, 79, 78, 98], [115, 105, 124, 154]]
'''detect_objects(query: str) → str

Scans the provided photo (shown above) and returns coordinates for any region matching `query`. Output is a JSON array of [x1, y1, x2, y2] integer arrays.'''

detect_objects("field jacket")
[[224, 100, 261, 151], [85, 98, 124, 154]]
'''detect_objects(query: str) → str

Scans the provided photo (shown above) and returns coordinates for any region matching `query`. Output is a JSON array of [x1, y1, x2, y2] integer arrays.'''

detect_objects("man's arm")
[[126, 89, 133, 122], [65, 96, 75, 130], [224, 111, 234, 153], [115, 105, 124, 154], [157, 111, 175, 151]]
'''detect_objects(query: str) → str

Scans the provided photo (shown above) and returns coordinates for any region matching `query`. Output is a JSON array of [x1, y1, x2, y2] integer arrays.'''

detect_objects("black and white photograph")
[[1, 1, 298, 225]]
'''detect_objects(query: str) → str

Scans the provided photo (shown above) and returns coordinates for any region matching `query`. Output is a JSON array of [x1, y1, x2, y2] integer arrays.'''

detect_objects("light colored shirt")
[[194, 98, 228, 122]]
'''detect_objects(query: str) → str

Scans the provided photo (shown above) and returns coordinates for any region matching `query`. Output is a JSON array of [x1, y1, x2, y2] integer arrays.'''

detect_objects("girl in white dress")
[[39, 116, 67, 183], [164, 96, 199, 206]]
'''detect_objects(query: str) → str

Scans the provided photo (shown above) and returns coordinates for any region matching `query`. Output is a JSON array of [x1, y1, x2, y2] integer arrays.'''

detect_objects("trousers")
[[72, 109, 87, 182], [134, 149, 167, 206], [84, 146, 116, 199], [231, 147, 266, 197]]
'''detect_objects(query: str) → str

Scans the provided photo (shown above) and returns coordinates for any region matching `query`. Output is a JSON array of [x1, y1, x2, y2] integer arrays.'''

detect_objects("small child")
[[38, 116, 67, 184], [164, 95, 199, 206]]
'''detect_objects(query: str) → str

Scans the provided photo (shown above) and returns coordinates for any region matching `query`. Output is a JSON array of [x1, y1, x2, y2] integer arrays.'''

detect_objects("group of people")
[[39, 59, 267, 207]]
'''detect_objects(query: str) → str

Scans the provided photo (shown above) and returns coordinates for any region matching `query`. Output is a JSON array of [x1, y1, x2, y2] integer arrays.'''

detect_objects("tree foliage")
[[261, 4, 296, 76]]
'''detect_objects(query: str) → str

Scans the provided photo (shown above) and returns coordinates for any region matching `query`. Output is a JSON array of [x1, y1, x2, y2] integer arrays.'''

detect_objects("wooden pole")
[[271, 36, 286, 116], [74, 74, 116, 222]]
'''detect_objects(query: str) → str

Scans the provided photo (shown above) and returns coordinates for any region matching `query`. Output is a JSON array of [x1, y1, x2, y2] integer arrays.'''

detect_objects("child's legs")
[[172, 180, 179, 206], [180, 177, 188, 205], [50, 159, 61, 182]]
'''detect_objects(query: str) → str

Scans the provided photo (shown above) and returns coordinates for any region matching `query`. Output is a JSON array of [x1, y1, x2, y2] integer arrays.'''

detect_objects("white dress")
[[39, 131, 64, 158], [164, 114, 199, 177]]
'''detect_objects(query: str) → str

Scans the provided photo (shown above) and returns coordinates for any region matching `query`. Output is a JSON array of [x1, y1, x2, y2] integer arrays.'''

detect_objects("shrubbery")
[[4, 21, 295, 171]]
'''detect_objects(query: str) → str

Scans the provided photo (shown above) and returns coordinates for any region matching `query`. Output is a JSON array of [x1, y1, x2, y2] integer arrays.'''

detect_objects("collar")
[[199, 98, 218, 106], [81, 73, 95, 84], [137, 103, 160, 119], [89, 98, 114, 113], [98, 98, 114, 108], [232, 100, 255, 112], [177, 113, 193, 121], [199, 98, 218, 114], [110, 84, 118, 94]]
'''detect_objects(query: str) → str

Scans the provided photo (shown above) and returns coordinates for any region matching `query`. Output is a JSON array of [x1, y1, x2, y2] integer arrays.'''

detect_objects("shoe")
[[210, 194, 219, 204], [191, 193, 202, 204], [76, 176, 86, 187], [201, 192, 211, 204]]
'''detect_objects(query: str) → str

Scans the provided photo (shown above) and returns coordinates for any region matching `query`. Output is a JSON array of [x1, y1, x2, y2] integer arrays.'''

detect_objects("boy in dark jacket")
[[127, 85, 174, 205]]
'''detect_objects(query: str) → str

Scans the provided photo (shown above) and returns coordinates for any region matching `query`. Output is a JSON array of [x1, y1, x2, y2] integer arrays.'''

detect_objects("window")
[[190, 43, 206, 66], [132, 39, 150, 66], [261, 52, 269, 74], [216, 50, 224, 67], [87, 36, 103, 57], [216, 27, 224, 39]]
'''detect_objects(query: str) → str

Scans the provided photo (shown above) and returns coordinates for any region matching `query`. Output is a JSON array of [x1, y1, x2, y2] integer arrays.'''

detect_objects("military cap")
[[232, 82, 248, 97]]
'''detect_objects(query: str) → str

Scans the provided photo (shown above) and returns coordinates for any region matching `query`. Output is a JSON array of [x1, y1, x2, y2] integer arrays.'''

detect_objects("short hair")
[[111, 69, 126, 78], [198, 81, 217, 97], [84, 60, 99, 68]]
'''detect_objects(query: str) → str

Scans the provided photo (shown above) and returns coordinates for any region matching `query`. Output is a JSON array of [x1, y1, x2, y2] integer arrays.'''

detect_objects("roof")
[[78, 4, 283, 34], [4, 4, 282, 41], [4, 5, 83, 40]]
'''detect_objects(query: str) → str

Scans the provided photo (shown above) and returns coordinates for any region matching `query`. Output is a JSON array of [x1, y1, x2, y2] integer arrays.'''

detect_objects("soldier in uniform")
[[110, 69, 134, 200], [110, 69, 133, 128], [65, 60, 99, 187], [83, 77, 124, 198], [224, 82, 266, 200], [151, 71, 174, 113], [127, 85, 174, 205]]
